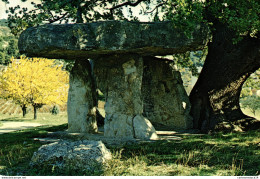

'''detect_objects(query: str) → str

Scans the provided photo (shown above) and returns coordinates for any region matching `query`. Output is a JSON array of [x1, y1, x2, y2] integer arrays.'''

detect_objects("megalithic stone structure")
[[18, 21, 208, 140]]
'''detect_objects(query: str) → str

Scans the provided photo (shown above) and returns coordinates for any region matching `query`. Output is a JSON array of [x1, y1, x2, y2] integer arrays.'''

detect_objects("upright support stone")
[[142, 57, 193, 130], [67, 60, 98, 133], [93, 55, 158, 140]]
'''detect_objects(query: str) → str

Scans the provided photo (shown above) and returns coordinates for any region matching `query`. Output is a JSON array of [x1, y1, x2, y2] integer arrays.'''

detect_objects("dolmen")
[[19, 21, 208, 140]]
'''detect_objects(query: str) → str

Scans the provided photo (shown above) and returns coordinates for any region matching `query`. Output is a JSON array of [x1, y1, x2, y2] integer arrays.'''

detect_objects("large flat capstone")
[[19, 21, 208, 59]]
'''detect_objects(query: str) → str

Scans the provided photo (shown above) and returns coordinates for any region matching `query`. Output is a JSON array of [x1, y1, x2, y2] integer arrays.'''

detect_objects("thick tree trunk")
[[190, 23, 260, 133]]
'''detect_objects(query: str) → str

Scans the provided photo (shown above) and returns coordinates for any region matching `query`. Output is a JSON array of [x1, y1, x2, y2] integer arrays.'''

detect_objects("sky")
[[0, 0, 41, 19], [0, 0, 151, 21]]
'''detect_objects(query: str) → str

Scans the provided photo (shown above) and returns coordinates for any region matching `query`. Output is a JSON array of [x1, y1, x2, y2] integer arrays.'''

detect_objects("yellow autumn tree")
[[0, 56, 69, 119]]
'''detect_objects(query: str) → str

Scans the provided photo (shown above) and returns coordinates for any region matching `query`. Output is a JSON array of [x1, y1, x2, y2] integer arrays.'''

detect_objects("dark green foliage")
[[164, 0, 259, 42], [173, 50, 206, 77], [0, 19, 19, 64], [0, 36, 19, 64], [164, 0, 206, 38]]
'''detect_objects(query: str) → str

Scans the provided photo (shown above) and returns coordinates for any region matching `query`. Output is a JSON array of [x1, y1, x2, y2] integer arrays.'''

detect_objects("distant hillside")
[[0, 19, 11, 36], [0, 19, 8, 26], [0, 19, 19, 64]]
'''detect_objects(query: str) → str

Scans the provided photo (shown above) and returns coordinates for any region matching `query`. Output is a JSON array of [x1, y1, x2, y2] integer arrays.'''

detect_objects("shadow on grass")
[[0, 124, 71, 176], [0, 125, 259, 176], [108, 129, 259, 176], [0, 117, 21, 121], [0, 117, 34, 122]]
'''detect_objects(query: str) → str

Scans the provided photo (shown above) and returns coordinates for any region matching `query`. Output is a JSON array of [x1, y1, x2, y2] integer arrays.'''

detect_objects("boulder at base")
[[30, 140, 112, 172]]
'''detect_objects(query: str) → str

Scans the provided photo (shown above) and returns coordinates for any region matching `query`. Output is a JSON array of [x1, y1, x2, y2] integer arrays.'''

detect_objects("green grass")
[[104, 130, 260, 176], [0, 112, 68, 126], [0, 124, 68, 176], [0, 122, 259, 176], [0, 108, 259, 176]]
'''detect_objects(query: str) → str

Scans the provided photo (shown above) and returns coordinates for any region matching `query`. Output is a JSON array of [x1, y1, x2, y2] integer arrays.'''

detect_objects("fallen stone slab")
[[30, 140, 112, 172], [19, 21, 208, 59]]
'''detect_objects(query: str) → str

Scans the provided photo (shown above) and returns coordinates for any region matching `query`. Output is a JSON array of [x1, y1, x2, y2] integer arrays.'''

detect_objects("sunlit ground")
[[241, 107, 260, 120]]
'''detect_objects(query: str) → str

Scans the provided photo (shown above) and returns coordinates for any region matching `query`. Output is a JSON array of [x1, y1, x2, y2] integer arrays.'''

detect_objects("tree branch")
[[48, 12, 69, 24], [109, 0, 146, 12], [145, 1, 167, 14]]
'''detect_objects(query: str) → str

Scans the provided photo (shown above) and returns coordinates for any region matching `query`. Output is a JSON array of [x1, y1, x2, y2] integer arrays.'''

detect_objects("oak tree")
[[164, 0, 260, 132]]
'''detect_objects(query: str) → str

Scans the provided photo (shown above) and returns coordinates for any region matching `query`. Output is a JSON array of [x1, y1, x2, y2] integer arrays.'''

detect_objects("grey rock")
[[67, 60, 98, 133], [93, 55, 158, 140], [142, 57, 193, 130], [133, 115, 158, 140], [30, 140, 112, 171], [19, 21, 208, 59]]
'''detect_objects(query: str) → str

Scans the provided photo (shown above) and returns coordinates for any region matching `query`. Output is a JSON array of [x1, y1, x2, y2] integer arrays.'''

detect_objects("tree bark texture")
[[189, 22, 260, 133]]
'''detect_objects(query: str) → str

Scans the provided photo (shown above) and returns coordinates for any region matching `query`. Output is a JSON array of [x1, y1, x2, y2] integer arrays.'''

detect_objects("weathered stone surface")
[[67, 60, 98, 133], [142, 57, 193, 130], [133, 115, 158, 140], [19, 21, 208, 59], [93, 55, 158, 140], [30, 140, 112, 171]]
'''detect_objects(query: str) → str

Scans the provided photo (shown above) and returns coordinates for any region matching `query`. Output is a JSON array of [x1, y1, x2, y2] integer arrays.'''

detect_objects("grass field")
[[0, 102, 259, 176], [0, 112, 68, 126], [0, 117, 259, 176]]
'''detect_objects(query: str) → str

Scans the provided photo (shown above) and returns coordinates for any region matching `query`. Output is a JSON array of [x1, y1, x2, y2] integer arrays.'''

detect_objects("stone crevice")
[[131, 115, 137, 139]]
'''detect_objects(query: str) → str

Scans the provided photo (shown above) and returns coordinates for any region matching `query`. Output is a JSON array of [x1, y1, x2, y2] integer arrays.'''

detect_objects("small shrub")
[[51, 105, 60, 115]]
